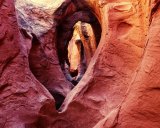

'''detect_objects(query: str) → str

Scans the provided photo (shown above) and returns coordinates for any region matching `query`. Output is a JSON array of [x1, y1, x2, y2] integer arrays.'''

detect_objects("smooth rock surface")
[[1, 0, 160, 128]]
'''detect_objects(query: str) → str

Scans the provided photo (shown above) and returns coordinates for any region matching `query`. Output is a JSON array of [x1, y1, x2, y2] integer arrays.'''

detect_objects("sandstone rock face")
[[74, 22, 98, 66], [16, 0, 74, 109], [0, 0, 57, 127], [28, 29, 73, 109], [67, 21, 98, 84], [1, 0, 160, 128], [15, 0, 63, 36], [68, 28, 81, 73], [55, 0, 150, 127]]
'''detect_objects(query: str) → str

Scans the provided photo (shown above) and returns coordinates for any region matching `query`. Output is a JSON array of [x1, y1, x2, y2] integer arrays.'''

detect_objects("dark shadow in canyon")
[[56, 11, 101, 87]]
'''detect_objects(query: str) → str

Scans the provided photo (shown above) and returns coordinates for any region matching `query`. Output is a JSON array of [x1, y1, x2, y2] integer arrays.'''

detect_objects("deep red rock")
[[0, 0, 57, 127]]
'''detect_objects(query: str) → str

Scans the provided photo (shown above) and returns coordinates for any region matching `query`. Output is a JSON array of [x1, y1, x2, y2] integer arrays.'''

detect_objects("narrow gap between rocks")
[[16, 0, 101, 109], [57, 12, 101, 87]]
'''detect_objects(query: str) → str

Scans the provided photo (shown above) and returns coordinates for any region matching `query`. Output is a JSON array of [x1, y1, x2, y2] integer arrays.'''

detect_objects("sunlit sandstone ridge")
[[0, 0, 160, 128]]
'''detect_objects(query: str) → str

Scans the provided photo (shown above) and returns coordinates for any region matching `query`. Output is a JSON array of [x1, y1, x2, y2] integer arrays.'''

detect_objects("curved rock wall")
[[0, 0, 160, 128], [0, 0, 56, 127], [55, 1, 150, 128], [16, 0, 74, 109]]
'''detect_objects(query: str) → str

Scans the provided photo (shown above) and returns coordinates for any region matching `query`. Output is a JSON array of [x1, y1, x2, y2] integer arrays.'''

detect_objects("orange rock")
[[1, 0, 160, 128]]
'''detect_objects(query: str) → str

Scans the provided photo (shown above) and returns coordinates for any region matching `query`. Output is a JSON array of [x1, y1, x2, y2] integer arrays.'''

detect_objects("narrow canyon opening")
[[56, 15, 101, 87], [55, 10, 102, 108], [15, 0, 101, 110]]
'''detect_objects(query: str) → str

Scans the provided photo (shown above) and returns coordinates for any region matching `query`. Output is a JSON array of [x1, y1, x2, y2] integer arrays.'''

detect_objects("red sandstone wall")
[[0, 0, 160, 128], [0, 0, 56, 127]]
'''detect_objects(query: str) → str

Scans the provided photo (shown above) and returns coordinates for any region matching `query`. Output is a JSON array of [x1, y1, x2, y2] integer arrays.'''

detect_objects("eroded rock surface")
[[15, 0, 64, 36], [16, 0, 74, 109], [0, 0, 57, 127], [55, 1, 150, 128], [1, 0, 160, 128], [66, 21, 98, 84]]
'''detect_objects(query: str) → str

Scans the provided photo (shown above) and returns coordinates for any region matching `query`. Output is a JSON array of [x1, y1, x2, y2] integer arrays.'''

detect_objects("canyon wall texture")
[[0, 0, 57, 127], [0, 0, 160, 128]]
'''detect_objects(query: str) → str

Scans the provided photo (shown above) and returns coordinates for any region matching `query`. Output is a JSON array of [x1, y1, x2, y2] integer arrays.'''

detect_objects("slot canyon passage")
[[1, 0, 160, 127]]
